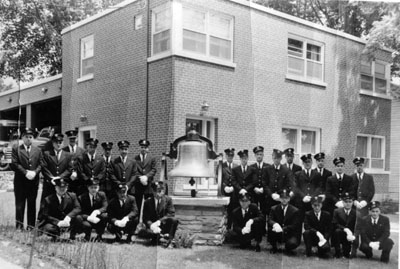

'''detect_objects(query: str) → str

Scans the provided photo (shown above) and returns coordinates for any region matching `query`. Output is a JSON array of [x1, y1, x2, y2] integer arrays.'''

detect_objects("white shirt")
[[336, 173, 343, 180], [141, 154, 146, 162], [241, 208, 248, 218], [87, 152, 96, 161], [357, 172, 364, 181], [120, 156, 127, 164], [372, 217, 379, 225], [318, 168, 324, 175], [89, 193, 95, 206], [315, 211, 321, 220], [242, 165, 248, 173], [54, 150, 62, 161], [69, 145, 76, 153], [344, 209, 351, 215], [56, 194, 63, 204], [104, 156, 111, 163], [258, 162, 263, 169], [274, 165, 281, 170], [24, 144, 31, 153], [282, 205, 288, 216]]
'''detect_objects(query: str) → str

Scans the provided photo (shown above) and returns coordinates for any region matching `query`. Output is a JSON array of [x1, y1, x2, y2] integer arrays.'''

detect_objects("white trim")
[[77, 74, 94, 83], [281, 125, 321, 155], [78, 125, 97, 147], [0, 74, 62, 97], [359, 90, 392, 100], [356, 134, 386, 171], [80, 35, 94, 78], [285, 74, 327, 88]]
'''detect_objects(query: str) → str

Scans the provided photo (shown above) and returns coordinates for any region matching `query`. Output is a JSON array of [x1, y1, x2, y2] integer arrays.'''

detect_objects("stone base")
[[172, 196, 229, 246], [0, 171, 14, 192]]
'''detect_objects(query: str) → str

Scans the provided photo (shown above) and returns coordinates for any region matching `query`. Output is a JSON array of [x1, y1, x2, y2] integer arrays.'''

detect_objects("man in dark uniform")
[[11, 128, 43, 230], [37, 178, 81, 241], [266, 149, 294, 215], [312, 152, 332, 196], [283, 148, 302, 174], [332, 192, 357, 258], [221, 148, 239, 229], [231, 150, 257, 200], [77, 138, 105, 195], [77, 179, 108, 241], [293, 154, 321, 219], [351, 157, 375, 257], [101, 142, 116, 200], [134, 139, 157, 217], [112, 140, 138, 192], [303, 196, 331, 257], [107, 183, 139, 243], [360, 201, 394, 263], [268, 189, 301, 254], [325, 157, 355, 215], [63, 130, 85, 194], [142, 182, 178, 248], [41, 133, 72, 201], [250, 146, 270, 215], [230, 193, 264, 252]]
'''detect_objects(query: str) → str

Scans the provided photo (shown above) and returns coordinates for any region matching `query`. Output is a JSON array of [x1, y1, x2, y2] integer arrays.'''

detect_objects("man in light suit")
[[221, 148, 239, 229], [112, 140, 138, 195], [11, 128, 43, 230], [63, 130, 85, 194], [250, 146, 270, 216]]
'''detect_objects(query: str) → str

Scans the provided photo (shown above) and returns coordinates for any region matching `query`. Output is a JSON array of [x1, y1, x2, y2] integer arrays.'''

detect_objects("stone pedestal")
[[172, 196, 229, 246], [0, 171, 14, 192]]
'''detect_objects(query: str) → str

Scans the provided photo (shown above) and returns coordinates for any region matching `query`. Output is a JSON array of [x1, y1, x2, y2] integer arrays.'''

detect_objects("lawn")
[[0, 191, 398, 269]]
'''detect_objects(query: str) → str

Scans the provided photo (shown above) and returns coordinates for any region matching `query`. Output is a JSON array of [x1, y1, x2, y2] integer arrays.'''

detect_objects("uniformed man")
[[303, 196, 331, 258], [37, 178, 81, 241], [112, 140, 138, 195], [142, 182, 178, 248], [77, 179, 108, 242], [133, 139, 157, 217], [41, 133, 72, 201], [107, 183, 139, 243], [268, 189, 301, 254], [360, 201, 394, 263], [250, 146, 270, 215], [325, 157, 355, 215], [332, 192, 357, 258], [231, 150, 257, 199], [312, 152, 332, 195], [283, 148, 302, 174], [101, 142, 116, 200], [77, 138, 105, 195], [230, 193, 264, 252], [266, 149, 294, 215], [351, 157, 375, 257], [63, 130, 85, 194], [11, 127, 43, 230], [221, 148, 239, 229]]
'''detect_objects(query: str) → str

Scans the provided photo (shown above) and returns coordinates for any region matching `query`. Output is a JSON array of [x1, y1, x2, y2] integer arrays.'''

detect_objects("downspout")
[[145, 0, 151, 139]]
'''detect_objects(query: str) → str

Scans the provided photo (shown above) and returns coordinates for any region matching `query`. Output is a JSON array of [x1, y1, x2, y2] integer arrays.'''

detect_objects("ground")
[[0, 191, 398, 269]]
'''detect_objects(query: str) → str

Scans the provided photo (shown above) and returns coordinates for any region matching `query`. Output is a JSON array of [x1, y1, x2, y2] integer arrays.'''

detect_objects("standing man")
[[63, 130, 85, 194], [142, 182, 178, 248], [266, 149, 294, 215], [112, 140, 138, 196], [232, 150, 257, 199], [78, 138, 105, 195], [360, 201, 394, 263], [11, 128, 43, 230], [312, 152, 332, 196], [41, 133, 72, 201], [351, 157, 375, 257], [303, 196, 332, 258], [250, 146, 270, 215], [283, 148, 302, 174], [101, 142, 116, 200], [221, 148, 239, 229], [134, 139, 157, 216], [325, 157, 355, 215]]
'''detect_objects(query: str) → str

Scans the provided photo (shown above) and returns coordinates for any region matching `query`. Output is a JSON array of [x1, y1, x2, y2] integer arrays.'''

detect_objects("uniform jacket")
[[361, 215, 391, 245], [78, 153, 106, 182], [102, 155, 116, 191], [284, 163, 302, 174], [112, 156, 138, 192], [107, 195, 138, 224], [42, 150, 72, 183], [268, 204, 301, 236], [250, 162, 270, 194], [134, 154, 157, 194], [78, 191, 108, 220], [304, 210, 332, 239], [352, 173, 375, 203], [312, 167, 332, 193], [62, 145, 85, 172], [11, 144, 42, 183], [231, 165, 257, 195], [266, 165, 294, 196], [38, 192, 81, 227], [143, 195, 175, 227], [332, 207, 356, 232], [294, 169, 321, 199], [232, 203, 264, 235], [221, 161, 238, 196], [326, 174, 355, 204]]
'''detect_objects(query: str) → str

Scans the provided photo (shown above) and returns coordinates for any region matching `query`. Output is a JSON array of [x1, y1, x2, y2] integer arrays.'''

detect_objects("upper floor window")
[[361, 57, 389, 96], [287, 36, 324, 82], [356, 134, 385, 171], [152, 7, 171, 55], [80, 35, 94, 78], [281, 126, 321, 158]]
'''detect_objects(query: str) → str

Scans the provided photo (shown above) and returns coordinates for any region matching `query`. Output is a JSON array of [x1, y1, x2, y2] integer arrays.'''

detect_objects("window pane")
[[306, 44, 321, 62], [183, 29, 206, 54], [306, 61, 322, 80], [209, 13, 231, 39], [82, 57, 93, 76], [282, 128, 297, 150], [83, 38, 93, 58], [361, 75, 373, 91], [288, 57, 304, 76], [183, 8, 205, 32], [361, 61, 371, 74], [155, 8, 171, 33], [206, 121, 211, 139], [186, 119, 202, 135], [301, 130, 316, 153], [375, 63, 385, 77], [371, 138, 382, 158], [153, 30, 170, 54], [210, 36, 231, 60], [288, 38, 303, 57], [356, 136, 368, 157], [375, 78, 387, 94], [371, 159, 384, 169]]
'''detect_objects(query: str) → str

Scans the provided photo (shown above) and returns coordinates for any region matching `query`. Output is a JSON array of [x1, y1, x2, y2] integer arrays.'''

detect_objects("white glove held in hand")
[[150, 221, 162, 234], [87, 215, 100, 224], [254, 187, 263, 194], [353, 200, 360, 208], [241, 227, 251, 234], [272, 223, 283, 233], [272, 193, 280, 201], [26, 170, 36, 180], [64, 216, 71, 224], [369, 242, 380, 250], [70, 171, 77, 180], [303, 195, 311, 203], [57, 220, 68, 228], [114, 220, 123, 227], [289, 191, 294, 197], [224, 186, 233, 194], [335, 200, 344, 208], [140, 176, 148, 186], [359, 200, 367, 209], [239, 189, 247, 195], [91, 210, 101, 216]]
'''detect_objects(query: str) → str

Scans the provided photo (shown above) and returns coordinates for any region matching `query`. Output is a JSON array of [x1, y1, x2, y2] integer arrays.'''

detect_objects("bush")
[[380, 198, 399, 214]]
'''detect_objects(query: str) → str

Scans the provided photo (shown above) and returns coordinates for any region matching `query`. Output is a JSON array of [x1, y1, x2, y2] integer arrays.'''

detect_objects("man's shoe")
[[84, 234, 91, 242], [95, 235, 103, 242], [255, 244, 261, 252]]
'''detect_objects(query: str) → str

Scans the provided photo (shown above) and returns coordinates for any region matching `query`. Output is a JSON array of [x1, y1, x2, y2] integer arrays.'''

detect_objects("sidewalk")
[[0, 257, 23, 269], [388, 213, 399, 233]]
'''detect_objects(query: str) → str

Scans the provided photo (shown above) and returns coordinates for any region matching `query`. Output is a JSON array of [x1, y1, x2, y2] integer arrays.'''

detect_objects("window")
[[134, 14, 143, 30], [152, 6, 171, 55], [360, 57, 389, 96], [78, 125, 97, 148], [80, 35, 94, 78], [356, 134, 385, 170], [287, 36, 324, 82], [281, 126, 320, 156]]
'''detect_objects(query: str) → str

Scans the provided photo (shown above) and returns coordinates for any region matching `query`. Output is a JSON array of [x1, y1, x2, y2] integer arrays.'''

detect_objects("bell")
[[168, 140, 215, 178]]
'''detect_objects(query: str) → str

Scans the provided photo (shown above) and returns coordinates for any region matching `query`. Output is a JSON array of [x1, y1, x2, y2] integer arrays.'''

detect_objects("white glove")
[[26, 170, 36, 180], [57, 220, 67, 228], [335, 200, 344, 208], [359, 200, 367, 209], [245, 219, 254, 229], [303, 195, 311, 203], [140, 176, 148, 186], [87, 215, 100, 224], [343, 228, 351, 235], [91, 210, 101, 216], [272, 193, 280, 201], [64, 216, 71, 225], [239, 189, 247, 195], [353, 200, 360, 208], [121, 217, 130, 225], [114, 220, 123, 227], [224, 186, 233, 194], [50, 176, 61, 185], [369, 241, 380, 250], [150, 221, 161, 234], [70, 171, 77, 181], [241, 226, 251, 234], [289, 191, 294, 197], [347, 234, 356, 242], [316, 231, 324, 240], [272, 223, 283, 233], [318, 194, 326, 201], [318, 238, 327, 247]]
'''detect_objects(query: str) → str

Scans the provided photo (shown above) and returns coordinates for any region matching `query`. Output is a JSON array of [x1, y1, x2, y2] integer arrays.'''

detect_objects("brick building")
[[0, 0, 396, 200]]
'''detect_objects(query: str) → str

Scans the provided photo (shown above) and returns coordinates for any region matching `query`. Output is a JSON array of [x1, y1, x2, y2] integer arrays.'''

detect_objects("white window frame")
[[78, 35, 94, 82], [286, 34, 326, 87], [360, 58, 391, 99], [151, 3, 172, 58], [78, 125, 97, 148], [356, 134, 386, 173], [134, 14, 143, 30]]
